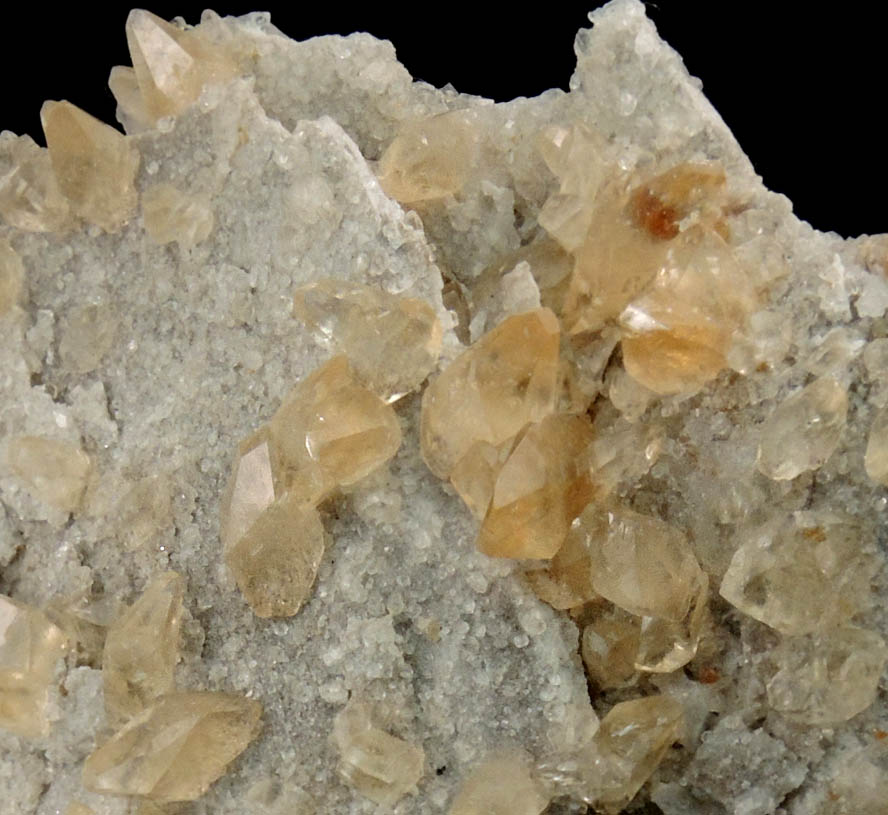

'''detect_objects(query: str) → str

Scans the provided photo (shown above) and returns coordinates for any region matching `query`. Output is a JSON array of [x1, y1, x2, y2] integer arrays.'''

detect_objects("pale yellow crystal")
[[0, 595, 68, 740], [582, 608, 640, 689], [421, 308, 560, 479], [65, 804, 95, 815], [142, 183, 214, 250], [756, 377, 848, 480], [449, 439, 513, 521], [110, 474, 173, 551], [108, 66, 154, 134], [41, 100, 140, 232], [7, 435, 92, 514], [525, 516, 601, 609], [766, 627, 888, 725], [125, 10, 238, 122], [46, 592, 116, 669], [103, 572, 184, 726], [448, 751, 548, 815], [0, 134, 72, 232], [0, 238, 24, 316], [269, 356, 402, 504], [83, 691, 262, 802], [293, 279, 442, 401], [59, 304, 117, 374], [477, 414, 596, 559], [719, 512, 880, 635], [224, 492, 325, 618], [864, 406, 888, 485], [587, 695, 684, 812], [332, 700, 424, 806], [377, 110, 479, 203]]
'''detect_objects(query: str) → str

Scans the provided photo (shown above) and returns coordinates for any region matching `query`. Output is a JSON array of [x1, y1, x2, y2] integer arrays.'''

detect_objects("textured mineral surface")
[[1, 3, 887, 815]]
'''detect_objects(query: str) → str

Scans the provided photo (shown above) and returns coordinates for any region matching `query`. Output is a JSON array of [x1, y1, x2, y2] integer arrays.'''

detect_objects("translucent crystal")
[[41, 100, 140, 232], [125, 10, 238, 122], [7, 435, 92, 514], [756, 378, 848, 480], [0, 595, 68, 740], [525, 517, 601, 610], [449, 438, 513, 521], [293, 280, 442, 402], [766, 627, 888, 725], [269, 356, 402, 504], [65, 805, 95, 815], [102, 572, 184, 727], [108, 66, 154, 134], [421, 309, 560, 479], [582, 608, 641, 689], [377, 110, 479, 204], [332, 700, 424, 806], [110, 474, 173, 551], [448, 751, 548, 815], [864, 406, 888, 485], [634, 577, 709, 673], [59, 304, 117, 374], [0, 134, 72, 232], [719, 512, 880, 635], [477, 414, 596, 559], [0, 238, 24, 316], [83, 691, 262, 802], [142, 183, 214, 250]]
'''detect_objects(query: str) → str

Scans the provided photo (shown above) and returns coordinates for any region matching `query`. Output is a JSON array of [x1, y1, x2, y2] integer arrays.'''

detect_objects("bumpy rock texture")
[[1, 3, 887, 814]]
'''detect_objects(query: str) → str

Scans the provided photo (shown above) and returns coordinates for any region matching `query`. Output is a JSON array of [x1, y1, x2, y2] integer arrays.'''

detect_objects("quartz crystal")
[[719, 512, 880, 635], [0, 238, 24, 316], [448, 751, 548, 815], [269, 356, 402, 504], [0, 134, 72, 232], [58, 304, 117, 374], [142, 183, 214, 250], [102, 572, 185, 727], [756, 377, 848, 480], [83, 691, 262, 802], [6, 435, 92, 514], [766, 627, 888, 725], [476, 414, 596, 559], [377, 110, 479, 204], [40, 100, 140, 232], [0, 595, 68, 740], [293, 280, 442, 401], [421, 309, 560, 478], [332, 700, 424, 806], [124, 10, 238, 122], [864, 406, 888, 485]]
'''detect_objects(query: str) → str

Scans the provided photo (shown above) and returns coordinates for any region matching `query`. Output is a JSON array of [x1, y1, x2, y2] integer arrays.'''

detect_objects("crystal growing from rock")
[[0, 238, 24, 316], [142, 183, 214, 249], [448, 751, 548, 815], [6, 435, 93, 514], [0, 134, 72, 232]]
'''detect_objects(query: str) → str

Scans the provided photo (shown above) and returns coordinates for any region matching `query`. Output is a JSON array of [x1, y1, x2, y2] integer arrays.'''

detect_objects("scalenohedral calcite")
[[2, 3, 888, 814]]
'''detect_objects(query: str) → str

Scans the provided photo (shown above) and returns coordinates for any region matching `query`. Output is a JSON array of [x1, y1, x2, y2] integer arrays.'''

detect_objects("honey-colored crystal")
[[756, 377, 848, 480], [59, 304, 117, 374], [526, 515, 601, 610], [476, 414, 596, 559], [41, 100, 140, 232], [0, 238, 24, 316], [65, 804, 95, 815], [582, 608, 641, 689], [0, 134, 72, 232], [0, 595, 68, 740], [142, 183, 214, 250], [719, 512, 880, 636], [269, 356, 402, 504], [102, 572, 184, 726], [332, 700, 424, 806], [7, 435, 92, 514], [864, 406, 888, 485], [110, 474, 173, 551], [449, 439, 513, 521], [125, 10, 238, 122], [377, 110, 479, 204], [108, 66, 154, 134], [421, 309, 560, 479], [766, 627, 888, 726], [293, 280, 442, 401], [83, 691, 262, 802], [448, 751, 548, 815]]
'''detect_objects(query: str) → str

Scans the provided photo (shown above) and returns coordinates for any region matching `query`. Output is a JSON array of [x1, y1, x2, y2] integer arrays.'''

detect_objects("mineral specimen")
[[6, 435, 92, 514], [448, 751, 548, 815]]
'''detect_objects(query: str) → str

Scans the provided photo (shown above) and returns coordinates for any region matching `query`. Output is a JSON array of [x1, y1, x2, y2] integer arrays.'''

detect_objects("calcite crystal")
[[0, 238, 24, 315], [0, 134, 72, 232], [6, 435, 92, 514], [448, 751, 548, 815], [0, 595, 68, 740], [83, 691, 262, 802], [141, 183, 214, 249]]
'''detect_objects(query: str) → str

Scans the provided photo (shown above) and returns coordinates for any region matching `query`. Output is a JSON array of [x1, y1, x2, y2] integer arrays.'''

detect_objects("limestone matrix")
[[1, 4, 887, 815]]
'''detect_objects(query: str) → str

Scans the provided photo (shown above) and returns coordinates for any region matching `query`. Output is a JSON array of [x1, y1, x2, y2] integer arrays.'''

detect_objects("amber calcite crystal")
[[0, 134, 72, 233], [0, 595, 68, 740], [58, 304, 117, 375], [476, 414, 596, 559], [102, 572, 184, 727], [6, 435, 92, 514], [83, 691, 262, 802], [448, 751, 548, 815], [766, 627, 888, 725], [864, 406, 888, 485], [0, 238, 24, 316], [581, 608, 641, 689], [332, 700, 425, 807], [719, 512, 880, 636], [142, 183, 214, 250], [41, 100, 140, 232], [293, 279, 442, 402], [421, 308, 560, 479]]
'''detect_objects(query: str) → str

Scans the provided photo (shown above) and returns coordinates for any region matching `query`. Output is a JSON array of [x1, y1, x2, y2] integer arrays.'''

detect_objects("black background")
[[4, 2, 885, 238]]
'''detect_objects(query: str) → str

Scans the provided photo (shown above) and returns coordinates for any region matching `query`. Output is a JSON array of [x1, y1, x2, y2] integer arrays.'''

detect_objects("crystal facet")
[[142, 183, 214, 249], [7, 435, 93, 514], [448, 751, 548, 815], [0, 239, 24, 316], [0, 134, 72, 232]]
